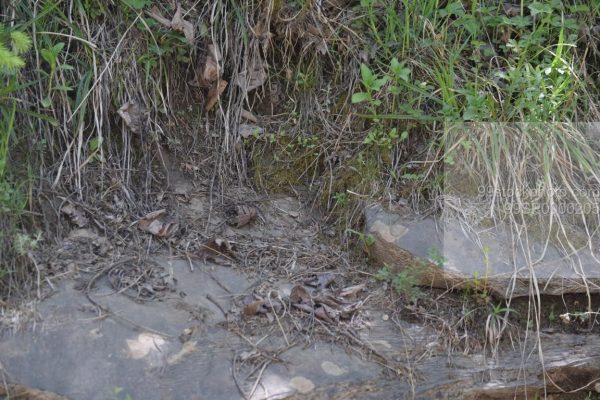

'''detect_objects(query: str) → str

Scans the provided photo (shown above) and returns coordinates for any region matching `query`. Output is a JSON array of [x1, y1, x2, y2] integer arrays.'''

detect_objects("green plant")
[[346, 228, 375, 247], [428, 247, 447, 269], [548, 304, 556, 323], [111, 387, 133, 400], [374, 262, 425, 301], [485, 302, 517, 354]]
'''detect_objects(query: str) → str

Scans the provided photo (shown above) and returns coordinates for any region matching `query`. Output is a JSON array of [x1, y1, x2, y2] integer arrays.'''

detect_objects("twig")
[[85, 257, 173, 339], [206, 293, 227, 317]]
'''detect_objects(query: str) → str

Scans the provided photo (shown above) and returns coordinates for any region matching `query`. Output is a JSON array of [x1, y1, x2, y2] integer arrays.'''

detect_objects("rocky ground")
[[1, 169, 600, 400]]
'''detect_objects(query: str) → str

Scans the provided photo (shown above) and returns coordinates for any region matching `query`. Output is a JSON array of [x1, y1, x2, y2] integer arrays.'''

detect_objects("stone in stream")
[[364, 203, 600, 298]]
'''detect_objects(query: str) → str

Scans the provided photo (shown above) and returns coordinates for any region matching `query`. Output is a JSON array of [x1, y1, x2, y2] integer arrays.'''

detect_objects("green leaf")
[[528, 2, 553, 15], [122, 0, 151, 10], [41, 97, 52, 108], [351, 92, 370, 103], [507, 16, 531, 28], [371, 77, 389, 91], [458, 15, 480, 36], [400, 131, 409, 141], [389, 58, 410, 82], [51, 42, 65, 56], [360, 63, 375, 88], [40, 48, 55, 68], [439, 1, 464, 17], [57, 64, 75, 71], [52, 85, 73, 92]]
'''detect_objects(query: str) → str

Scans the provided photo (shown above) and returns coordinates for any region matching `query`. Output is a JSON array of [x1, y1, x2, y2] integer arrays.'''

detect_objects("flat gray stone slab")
[[365, 203, 600, 297], [2, 256, 600, 399]]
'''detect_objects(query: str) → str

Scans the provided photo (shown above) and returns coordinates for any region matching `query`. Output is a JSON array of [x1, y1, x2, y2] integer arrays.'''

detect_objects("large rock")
[[364, 203, 600, 298]]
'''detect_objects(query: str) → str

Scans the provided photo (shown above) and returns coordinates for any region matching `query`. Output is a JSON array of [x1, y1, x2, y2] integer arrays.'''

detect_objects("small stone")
[[289, 376, 315, 394], [321, 361, 346, 376]]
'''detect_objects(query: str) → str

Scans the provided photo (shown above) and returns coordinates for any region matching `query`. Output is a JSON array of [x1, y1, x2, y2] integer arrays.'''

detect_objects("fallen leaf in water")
[[205, 79, 228, 111], [117, 101, 147, 134], [138, 209, 179, 238], [147, 4, 194, 44], [61, 203, 89, 227], [226, 204, 258, 227]]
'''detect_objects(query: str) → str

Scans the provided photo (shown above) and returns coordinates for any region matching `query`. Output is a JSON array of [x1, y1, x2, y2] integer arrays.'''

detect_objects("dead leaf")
[[226, 204, 258, 227], [305, 273, 336, 290], [138, 209, 179, 238], [241, 109, 258, 123], [338, 284, 365, 299], [61, 203, 89, 227], [147, 4, 195, 45], [234, 62, 267, 93], [290, 285, 312, 305], [242, 300, 267, 316], [167, 340, 198, 365], [197, 236, 235, 264], [314, 304, 335, 322], [117, 101, 147, 134], [189, 44, 221, 88], [205, 79, 228, 111]]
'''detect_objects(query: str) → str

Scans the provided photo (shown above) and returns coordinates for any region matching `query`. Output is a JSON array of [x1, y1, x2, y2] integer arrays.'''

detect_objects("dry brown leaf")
[[147, 5, 194, 45], [242, 300, 267, 316], [138, 209, 179, 238], [241, 109, 258, 123], [234, 62, 267, 93], [117, 101, 147, 134], [189, 44, 221, 88], [338, 284, 365, 299], [290, 285, 312, 305], [305, 273, 336, 290], [226, 204, 258, 227], [205, 79, 228, 111], [170, 4, 195, 44], [61, 203, 89, 227], [198, 236, 235, 264]]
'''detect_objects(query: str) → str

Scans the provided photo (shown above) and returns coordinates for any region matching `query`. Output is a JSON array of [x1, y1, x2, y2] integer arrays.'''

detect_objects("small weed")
[[485, 303, 517, 354], [111, 387, 133, 400], [13, 232, 42, 256], [346, 229, 375, 247], [428, 247, 447, 269], [374, 263, 425, 301], [548, 304, 556, 323]]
